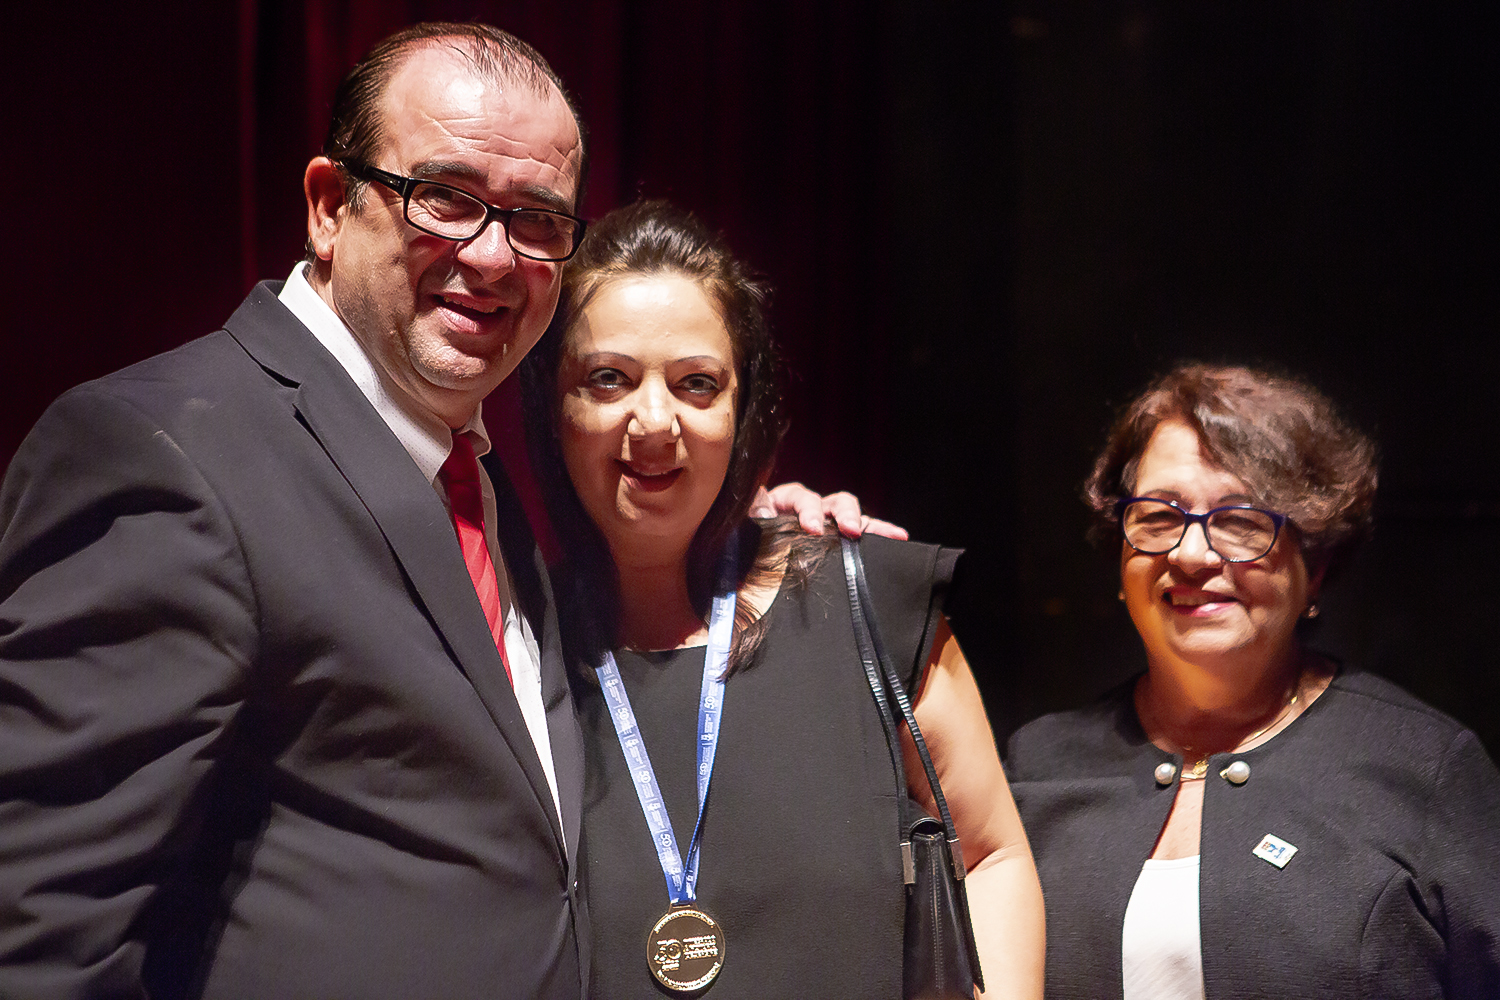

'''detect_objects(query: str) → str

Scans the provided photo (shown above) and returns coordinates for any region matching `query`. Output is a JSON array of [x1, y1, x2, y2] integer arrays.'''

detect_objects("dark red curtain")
[[3, 1, 914, 518], [3, 3, 1497, 748]]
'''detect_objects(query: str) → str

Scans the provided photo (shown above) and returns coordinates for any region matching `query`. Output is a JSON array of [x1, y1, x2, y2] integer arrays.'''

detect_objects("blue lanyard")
[[596, 587, 736, 905]]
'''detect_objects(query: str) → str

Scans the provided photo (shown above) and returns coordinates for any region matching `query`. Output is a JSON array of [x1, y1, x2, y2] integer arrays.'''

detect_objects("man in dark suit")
[[0, 22, 591, 1000], [0, 22, 880, 1000]]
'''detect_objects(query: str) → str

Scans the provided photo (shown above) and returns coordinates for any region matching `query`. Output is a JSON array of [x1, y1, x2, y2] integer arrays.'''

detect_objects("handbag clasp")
[[948, 837, 967, 880]]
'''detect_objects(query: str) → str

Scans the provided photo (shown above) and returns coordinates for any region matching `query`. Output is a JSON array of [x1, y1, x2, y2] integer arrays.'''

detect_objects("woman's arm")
[[908, 618, 1045, 1000]]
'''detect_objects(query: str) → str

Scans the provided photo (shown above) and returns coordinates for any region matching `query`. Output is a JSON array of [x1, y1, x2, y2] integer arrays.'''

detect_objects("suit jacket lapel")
[[222, 284, 566, 855], [485, 453, 584, 864]]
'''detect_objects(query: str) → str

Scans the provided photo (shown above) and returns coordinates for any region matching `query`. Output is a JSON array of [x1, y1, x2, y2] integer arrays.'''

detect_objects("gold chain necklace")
[[1147, 672, 1304, 780]]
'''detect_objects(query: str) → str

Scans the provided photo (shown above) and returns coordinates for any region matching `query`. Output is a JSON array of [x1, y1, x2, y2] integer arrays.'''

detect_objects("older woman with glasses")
[[1006, 363, 1500, 1000]]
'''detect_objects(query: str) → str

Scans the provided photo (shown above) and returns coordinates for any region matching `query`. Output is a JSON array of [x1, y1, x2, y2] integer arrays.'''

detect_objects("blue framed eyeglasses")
[[1115, 497, 1288, 563]]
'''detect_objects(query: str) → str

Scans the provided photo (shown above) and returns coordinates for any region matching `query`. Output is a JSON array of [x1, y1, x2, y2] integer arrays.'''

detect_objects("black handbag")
[[840, 538, 985, 999]]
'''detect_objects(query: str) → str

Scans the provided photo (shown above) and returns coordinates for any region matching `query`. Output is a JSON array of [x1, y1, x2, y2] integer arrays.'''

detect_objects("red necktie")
[[440, 431, 512, 684]]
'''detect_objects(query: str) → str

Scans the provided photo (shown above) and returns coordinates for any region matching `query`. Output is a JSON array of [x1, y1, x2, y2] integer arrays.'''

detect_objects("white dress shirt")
[[278, 263, 564, 835]]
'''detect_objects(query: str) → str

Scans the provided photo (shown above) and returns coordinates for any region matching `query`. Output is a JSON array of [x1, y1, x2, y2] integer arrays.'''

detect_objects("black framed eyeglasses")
[[1115, 497, 1288, 563], [340, 161, 587, 262]]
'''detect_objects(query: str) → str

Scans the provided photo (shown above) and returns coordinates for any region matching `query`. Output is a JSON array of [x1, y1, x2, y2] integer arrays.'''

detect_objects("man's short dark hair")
[[303, 21, 589, 265]]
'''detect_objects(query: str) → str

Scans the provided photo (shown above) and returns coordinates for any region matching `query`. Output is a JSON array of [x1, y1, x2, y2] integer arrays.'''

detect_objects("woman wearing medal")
[[523, 200, 1045, 998]]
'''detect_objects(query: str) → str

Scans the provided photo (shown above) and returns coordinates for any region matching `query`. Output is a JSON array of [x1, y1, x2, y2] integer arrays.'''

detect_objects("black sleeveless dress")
[[576, 536, 960, 998]]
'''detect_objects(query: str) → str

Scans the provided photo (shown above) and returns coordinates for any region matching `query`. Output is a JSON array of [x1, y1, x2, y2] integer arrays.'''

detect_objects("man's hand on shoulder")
[[751, 482, 909, 540]]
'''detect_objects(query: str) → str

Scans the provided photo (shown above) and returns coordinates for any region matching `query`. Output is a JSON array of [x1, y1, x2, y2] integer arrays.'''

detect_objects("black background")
[[2, 2, 1495, 751]]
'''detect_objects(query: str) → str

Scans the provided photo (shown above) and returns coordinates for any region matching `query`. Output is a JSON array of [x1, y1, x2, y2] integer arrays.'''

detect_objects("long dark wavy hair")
[[523, 200, 820, 671]]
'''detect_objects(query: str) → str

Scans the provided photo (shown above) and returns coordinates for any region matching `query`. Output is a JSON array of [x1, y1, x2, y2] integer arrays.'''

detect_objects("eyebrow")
[[671, 355, 730, 369], [575, 351, 633, 366], [407, 160, 575, 215], [1140, 489, 1257, 507], [575, 352, 730, 371]]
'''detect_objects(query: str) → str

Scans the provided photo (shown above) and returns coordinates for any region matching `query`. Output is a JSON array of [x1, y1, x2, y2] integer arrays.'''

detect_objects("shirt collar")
[[278, 262, 491, 482]]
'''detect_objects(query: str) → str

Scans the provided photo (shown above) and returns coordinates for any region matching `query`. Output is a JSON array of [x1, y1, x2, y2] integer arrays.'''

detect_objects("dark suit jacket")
[[0, 284, 588, 999]]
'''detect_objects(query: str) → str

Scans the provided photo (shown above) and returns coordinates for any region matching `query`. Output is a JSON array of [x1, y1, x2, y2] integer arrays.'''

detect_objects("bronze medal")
[[647, 905, 726, 993]]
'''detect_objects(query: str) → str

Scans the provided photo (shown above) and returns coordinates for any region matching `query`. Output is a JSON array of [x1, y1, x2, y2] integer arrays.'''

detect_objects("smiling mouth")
[[618, 461, 682, 492], [435, 294, 507, 328], [1164, 591, 1238, 611]]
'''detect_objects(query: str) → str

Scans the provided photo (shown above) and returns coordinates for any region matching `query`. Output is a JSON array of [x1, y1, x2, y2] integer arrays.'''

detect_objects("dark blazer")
[[0, 284, 588, 1000], [1007, 669, 1500, 1000]]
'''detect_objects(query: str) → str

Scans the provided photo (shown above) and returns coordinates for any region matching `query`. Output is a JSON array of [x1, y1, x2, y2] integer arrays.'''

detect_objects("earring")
[[1302, 602, 1320, 619], [1118, 590, 1126, 602]]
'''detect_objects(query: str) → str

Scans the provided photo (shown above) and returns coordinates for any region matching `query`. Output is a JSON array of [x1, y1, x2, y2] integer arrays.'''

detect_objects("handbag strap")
[[840, 537, 967, 882], [841, 538, 913, 841]]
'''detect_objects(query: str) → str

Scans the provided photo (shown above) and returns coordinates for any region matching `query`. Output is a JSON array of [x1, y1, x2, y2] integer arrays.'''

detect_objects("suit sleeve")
[[0, 386, 258, 998]]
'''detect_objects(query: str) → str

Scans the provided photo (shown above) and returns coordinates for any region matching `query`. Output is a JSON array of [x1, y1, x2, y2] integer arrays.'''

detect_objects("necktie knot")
[[440, 431, 484, 524]]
